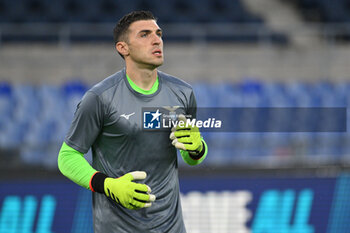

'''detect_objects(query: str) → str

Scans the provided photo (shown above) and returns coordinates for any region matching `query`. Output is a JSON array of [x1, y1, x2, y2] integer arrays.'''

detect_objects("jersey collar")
[[122, 68, 162, 97]]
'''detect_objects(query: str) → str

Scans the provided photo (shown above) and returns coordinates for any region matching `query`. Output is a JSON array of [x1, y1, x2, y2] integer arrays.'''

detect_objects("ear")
[[116, 42, 129, 57]]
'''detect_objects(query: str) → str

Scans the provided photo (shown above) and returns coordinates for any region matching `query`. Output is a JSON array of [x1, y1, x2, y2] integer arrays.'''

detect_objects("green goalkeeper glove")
[[90, 171, 156, 210], [169, 114, 203, 155]]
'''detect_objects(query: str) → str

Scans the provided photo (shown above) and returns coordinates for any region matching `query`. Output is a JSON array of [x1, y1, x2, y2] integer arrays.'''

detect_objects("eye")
[[141, 33, 147, 38], [156, 30, 163, 37]]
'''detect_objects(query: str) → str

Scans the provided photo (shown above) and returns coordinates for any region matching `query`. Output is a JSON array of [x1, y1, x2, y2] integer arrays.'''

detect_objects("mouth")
[[152, 49, 162, 57]]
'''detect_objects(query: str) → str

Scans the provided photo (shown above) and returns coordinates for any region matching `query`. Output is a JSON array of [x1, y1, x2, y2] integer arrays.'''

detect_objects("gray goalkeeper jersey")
[[65, 68, 196, 233]]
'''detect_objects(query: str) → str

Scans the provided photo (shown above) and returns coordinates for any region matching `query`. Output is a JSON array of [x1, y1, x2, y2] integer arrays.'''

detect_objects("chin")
[[139, 58, 164, 69], [150, 60, 164, 68], [156, 61, 164, 67]]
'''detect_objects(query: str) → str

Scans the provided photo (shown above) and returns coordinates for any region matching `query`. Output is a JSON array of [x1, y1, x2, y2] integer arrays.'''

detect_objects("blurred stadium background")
[[1, 0, 350, 232]]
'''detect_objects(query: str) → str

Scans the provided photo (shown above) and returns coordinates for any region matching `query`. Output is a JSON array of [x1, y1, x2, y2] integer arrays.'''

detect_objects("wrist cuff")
[[90, 172, 108, 193], [189, 141, 205, 160]]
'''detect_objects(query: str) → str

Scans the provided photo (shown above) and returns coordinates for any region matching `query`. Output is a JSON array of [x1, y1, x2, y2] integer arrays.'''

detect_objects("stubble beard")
[[139, 57, 164, 70]]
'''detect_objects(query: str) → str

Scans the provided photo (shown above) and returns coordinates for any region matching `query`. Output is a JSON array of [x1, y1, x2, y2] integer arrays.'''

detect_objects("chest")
[[102, 91, 187, 136]]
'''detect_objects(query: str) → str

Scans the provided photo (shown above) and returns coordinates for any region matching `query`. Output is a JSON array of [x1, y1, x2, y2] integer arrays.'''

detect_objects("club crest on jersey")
[[143, 109, 162, 129]]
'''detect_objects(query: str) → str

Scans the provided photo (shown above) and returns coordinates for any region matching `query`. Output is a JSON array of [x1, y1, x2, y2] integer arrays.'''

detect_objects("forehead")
[[128, 20, 160, 33]]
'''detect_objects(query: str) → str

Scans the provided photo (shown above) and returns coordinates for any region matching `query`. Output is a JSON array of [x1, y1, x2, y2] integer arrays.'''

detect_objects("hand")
[[104, 171, 156, 209], [169, 114, 203, 154]]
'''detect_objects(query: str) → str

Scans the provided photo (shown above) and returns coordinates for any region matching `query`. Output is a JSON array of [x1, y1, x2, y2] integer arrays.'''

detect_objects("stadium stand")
[[0, 0, 288, 43], [0, 0, 260, 23], [289, 0, 350, 41], [1, 2, 350, 233], [0, 0, 349, 170], [291, 0, 350, 23], [0, 80, 348, 168]]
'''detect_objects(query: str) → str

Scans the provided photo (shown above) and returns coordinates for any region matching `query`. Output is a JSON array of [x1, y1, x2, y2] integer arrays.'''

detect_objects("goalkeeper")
[[57, 11, 207, 233]]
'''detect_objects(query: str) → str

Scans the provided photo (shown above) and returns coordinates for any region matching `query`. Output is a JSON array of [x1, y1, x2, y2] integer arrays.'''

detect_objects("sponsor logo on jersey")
[[162, 106, 180, 121], [143, 109, 162, 129], [120, 112, 135, 120]]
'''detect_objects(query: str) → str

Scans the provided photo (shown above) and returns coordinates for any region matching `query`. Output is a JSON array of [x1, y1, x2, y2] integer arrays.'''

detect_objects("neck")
[[126, 63, 158, 90]]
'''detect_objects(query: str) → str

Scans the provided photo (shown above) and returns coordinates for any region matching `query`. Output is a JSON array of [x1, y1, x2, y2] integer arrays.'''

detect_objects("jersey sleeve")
[[179, 88, 208, 166], [180, 139, 208, 166], [187, 90, 197, 119], [65, 91, 104, 153], [58, 142, 97, 190]]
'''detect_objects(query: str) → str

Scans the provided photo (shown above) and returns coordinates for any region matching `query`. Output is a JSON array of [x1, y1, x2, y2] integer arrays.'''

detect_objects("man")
[[58, 11, 207, 232]]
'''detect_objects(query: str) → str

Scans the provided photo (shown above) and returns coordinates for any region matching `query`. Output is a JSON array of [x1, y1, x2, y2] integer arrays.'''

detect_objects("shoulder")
[[158, 71, 196, 109], [158, 71, 193, 92], [88, 70, 125, 97]]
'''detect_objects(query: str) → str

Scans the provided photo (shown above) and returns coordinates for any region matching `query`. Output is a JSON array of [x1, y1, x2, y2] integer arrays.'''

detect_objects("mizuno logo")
[[120, 112, 135, 120]]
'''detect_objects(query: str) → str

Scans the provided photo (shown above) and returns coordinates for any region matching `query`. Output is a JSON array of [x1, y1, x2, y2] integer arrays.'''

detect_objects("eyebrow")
[[138, 29, 162, 35]]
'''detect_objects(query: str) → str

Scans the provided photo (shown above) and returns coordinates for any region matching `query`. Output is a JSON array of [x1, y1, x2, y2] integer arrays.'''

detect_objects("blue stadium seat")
[[192, 83, 217, 107], [24, 118, 63, 146], [62, 80, 88, 119], [314, 82, 342, 107], [0, 81, 13, 117], [261, 133, 292, 156], [334, 82, 350, 107], [38, 85, 66, 121], [12, 85, 41, 123], [341, 133, 350, 157], [215, 82, 242, 107], [0, 120, 29, 148], [236, 133, 265, 157], [310, 133, 343, 158], [2, 81, 350, 167], [286, 82, 314, 107], [261, 82, 292, 107], [239, 80, 268, 107], [288, 133, 315, 156]]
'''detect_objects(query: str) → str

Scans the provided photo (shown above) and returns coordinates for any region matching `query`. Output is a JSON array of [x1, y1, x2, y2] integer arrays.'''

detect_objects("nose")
[[152, 33, 162, 45]]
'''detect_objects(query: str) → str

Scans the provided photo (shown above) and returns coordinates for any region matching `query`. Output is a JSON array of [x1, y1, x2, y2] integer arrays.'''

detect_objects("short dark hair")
[[113, 11, 156, 44], [113, 11, 157, 58]]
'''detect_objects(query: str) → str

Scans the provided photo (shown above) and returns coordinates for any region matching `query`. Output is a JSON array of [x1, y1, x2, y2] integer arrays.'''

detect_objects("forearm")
[[57, 142, 97, 190], [58, 142, 156, 209], [180, 138, 208, 166]]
